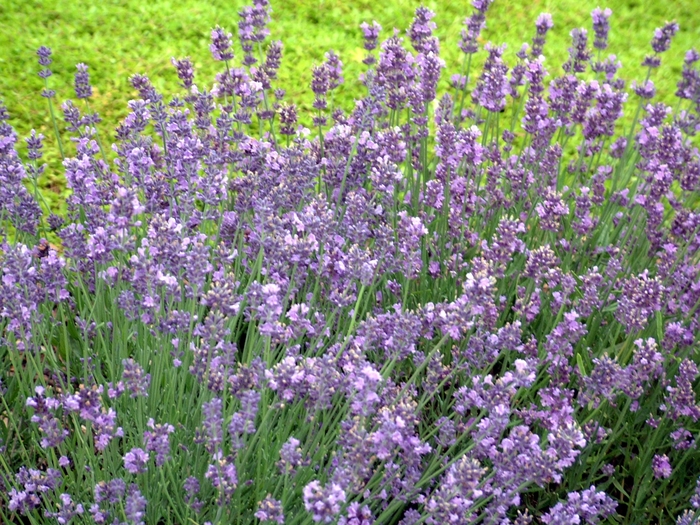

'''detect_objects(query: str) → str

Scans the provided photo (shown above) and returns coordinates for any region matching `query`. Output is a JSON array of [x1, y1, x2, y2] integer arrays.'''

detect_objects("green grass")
[[1, 0, 698, 213]]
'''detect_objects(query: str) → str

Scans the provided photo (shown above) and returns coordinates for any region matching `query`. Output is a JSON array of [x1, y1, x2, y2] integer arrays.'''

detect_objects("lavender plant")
[[1, 1, 700, 524]]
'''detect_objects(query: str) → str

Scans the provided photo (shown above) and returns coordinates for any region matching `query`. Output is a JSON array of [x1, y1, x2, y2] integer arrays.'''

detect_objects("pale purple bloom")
[[591, 7, 612, 50], [459, 0, 494, 55], [122, 358, 150, 398], [531, 13, 553, 58], [255, 495, 285, 523], [541, 486, 616, 524], [124, 448, 149, 474], [303, 481, 346, 523], [652, 454, 672, 479], [472, 43, 510, 113], [205, 455, 238, 505], [125, 484, 147, 525], [74, 63, 92, 99], [143, 419, 175, 466], [564, 28, 591, 73], [210, 26, 234, 61]]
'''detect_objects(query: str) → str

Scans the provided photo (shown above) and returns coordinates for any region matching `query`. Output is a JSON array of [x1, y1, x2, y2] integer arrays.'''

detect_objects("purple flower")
[[122, 358, 150, 397], [303, 480, 346, 523], [8, 467, 62, 515], [425, 455, 486, 523], [36, 46, 54, 87], [691, 476, 700, 508], [26, 386, 68, 449], [376, 31, 416, 111], [663, 359, 700, 421], [205, 455, 238, 505], [541, 486, 616, 524], [408, 6, 438, 55], [563, 28, 591, 74], [123, 447, 149, 474], [459, 0, 494, 55], [143, 418, 175, 466], [633, 79, 656, 99], [44, 493, 85, 523], [531, 13, 554, 58], [472, 43, 510, 112], [197, 397, 224, 454], [614, 270, 664, 334], [360, 20, 382, 58], [125, 484, 147, 525], [94, 478, 126, 505], [183, 476, 203, 513], [652, 454, 672, 479], [338, 502, 374, 525], [651, 21, 679, 54], [171, 57, 195, 90], [676, 49, 700, 103], [278, 436, 305, 474], [255, 495, 285, 523], [228, 389, 261, 448], [74, 63, 93, 99], [36, 46, 52, 67], [591, 7, 612, 50], [210, 26, 234, 62]]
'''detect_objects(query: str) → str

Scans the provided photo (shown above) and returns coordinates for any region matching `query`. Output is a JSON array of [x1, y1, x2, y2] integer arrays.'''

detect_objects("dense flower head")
[[459, 0, 494, 55], [651, 21, 680, 54], [123, 447, 149, 474], [591, 7, 613, 50], [255, 495, 285, 523], [74, 63, 93, 99], [652, 454, 673, 479], [171, 56, 195, 89], [210, 26, 234, 62], [360, 21, 382, 53], [472, 43, 510, 112], [303, 481, 347, 523], [36, 45, 54, 92], [564, 28, 591, 73]]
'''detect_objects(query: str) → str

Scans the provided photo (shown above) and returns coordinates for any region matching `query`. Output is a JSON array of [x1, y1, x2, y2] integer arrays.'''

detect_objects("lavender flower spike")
[[74, 63, 93, 99], [591, 7, 612, 50], [210, 26, 234, 62]]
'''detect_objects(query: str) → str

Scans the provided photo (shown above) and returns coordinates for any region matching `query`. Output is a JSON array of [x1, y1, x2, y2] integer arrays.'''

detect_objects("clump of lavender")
[[1, 3, 700, 525]]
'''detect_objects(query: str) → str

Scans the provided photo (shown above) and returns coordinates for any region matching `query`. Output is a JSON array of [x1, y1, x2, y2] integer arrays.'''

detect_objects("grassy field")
[[1, 0, 698, 213]]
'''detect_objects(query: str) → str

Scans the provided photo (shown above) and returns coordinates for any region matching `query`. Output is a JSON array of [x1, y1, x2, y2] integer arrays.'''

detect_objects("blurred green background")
[[0, 0, 698, 212]]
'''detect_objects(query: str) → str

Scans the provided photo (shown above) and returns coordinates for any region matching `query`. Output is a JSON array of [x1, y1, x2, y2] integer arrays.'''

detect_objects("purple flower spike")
[[122, 358, 150, 398], [123, 447, 149, 474], [564, 28, 591, 73], [472, 43, 510, 113], [531, 13, 554, 58], [360, 21, 382, 52], [652, 454, 672, 479], [74, 63, 93, 99], [143, 418, 175, 466], [591, 7, 612, 50], [643, 21, 679, 68], [303, 480, 346, 523], [125, 484, 147, 525], [459, 0, 495, 55], [255, 495, 285, 523], [171, 57, 195, 90], [36, 46, 53, 79], [210, 26, 234, 62], [651, 21, 679, 54]]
